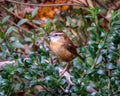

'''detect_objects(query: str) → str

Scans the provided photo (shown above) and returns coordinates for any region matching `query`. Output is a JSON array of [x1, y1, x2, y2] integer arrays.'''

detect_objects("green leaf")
[[46, 19, 51, 27], [0, 31, 4, 39], [86, 57, 94, 65], [71, 93, 78, 96], [60, 78, 66, 85], [111, 10, 120, 21], [17, 19, 28, 26], [66, 16, 72, 26], [96, 55, 102, 64], [97, 69, 104, 75], [32, 20, 41, 24], [24, 58, 33, 67], [0, 91, 5, 96], [25, 37, 32, 42], [16, 83, 25, 90], [86, 69, 94, 74], [113, 20, 120, 25], [85, 14, 93, 18], [98, 41, 104, 49], [3, 64, 12, 72], [2, 16, 10, 24], [12, 40, 24, 48], [6, 26, 15, 36], [88, 40, 95, 45], [71, 86, 79, 92], [10, 37, 18, 41], [12, 53, 18, 59], [89, 7, 99, 16], [26, 13, 32, 20], [17, 68, 24, 74], [106, 63, 115, 69], [100, 32, 105, 37], [87, 27, 95, 31], [32, 7, 38, 18], [25, 75, 31, 80]]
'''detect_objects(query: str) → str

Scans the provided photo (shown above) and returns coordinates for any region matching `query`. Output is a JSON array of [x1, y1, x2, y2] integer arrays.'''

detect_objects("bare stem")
[[6, 0, 86, 7]]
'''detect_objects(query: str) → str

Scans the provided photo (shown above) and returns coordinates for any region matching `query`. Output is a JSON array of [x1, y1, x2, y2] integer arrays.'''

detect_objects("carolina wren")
[[49, 31, 84, 62], [49, 31, 84, 75]]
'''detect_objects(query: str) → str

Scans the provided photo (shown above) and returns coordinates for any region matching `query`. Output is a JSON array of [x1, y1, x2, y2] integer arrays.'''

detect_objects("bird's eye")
[[54, 34, 58, 36]]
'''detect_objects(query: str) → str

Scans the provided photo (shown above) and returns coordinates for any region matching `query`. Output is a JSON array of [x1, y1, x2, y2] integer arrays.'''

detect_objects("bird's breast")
[[50, 42, 75, 62]]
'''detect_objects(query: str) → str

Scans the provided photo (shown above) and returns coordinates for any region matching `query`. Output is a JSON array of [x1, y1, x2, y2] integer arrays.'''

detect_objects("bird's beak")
[[47, 35, 50, 38], [46, 35, 51, 39], [47, 33, 52, 38]]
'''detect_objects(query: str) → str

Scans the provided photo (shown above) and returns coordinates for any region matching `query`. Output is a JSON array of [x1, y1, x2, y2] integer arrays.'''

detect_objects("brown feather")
[[49, 31, 84, 62], [63, 36, 84, 62], [50, 41, 75, 62]]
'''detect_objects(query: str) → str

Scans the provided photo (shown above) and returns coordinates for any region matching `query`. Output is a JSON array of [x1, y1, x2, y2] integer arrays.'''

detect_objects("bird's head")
[[49, 31, 67, 42]]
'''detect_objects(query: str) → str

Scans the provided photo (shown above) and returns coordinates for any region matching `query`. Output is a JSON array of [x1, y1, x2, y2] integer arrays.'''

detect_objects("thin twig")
[[107, 70, 111, 89], [73, 0, 87, 7], [99, 14, 109, 22], [86, 0, 94, 8], [95, 0, 109, 10], [0, 0, 4, 2], [41, 85, 54, 95], [5, 0, 86, 7], [37, 81, 55, 95]]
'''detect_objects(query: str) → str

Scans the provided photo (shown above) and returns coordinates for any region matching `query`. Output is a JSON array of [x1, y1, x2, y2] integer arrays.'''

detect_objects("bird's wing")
[[63, 38, 78, 56], [63, 38, 84, 62]]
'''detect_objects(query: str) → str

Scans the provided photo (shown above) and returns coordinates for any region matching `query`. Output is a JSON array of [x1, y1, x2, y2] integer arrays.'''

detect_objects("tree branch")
[[95, 0, 109, 10], [6, 0, 85, 7]]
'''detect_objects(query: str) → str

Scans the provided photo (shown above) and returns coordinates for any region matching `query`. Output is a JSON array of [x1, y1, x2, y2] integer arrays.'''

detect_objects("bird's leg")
[[51, 56, 60, 65], [60, 61, 73, 77]]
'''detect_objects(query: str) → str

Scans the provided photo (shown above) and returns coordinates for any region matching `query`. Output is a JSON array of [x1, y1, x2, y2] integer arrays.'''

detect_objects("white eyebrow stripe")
[[50, 32, 65, 36], [54, 33, 64, 35]]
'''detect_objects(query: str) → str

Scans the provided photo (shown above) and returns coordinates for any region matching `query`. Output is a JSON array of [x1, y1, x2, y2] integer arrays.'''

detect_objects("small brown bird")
[[49, 31, 84, 75]]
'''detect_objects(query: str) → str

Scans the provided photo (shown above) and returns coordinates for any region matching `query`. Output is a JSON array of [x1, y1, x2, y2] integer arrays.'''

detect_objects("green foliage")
[[32, 7, 39, 18], [0, 5, 120, 96], [17, 19, 29, 26]]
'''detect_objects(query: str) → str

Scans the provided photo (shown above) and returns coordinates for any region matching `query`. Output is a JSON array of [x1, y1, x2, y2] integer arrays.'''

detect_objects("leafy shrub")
[[0, 3, 120, 96]]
